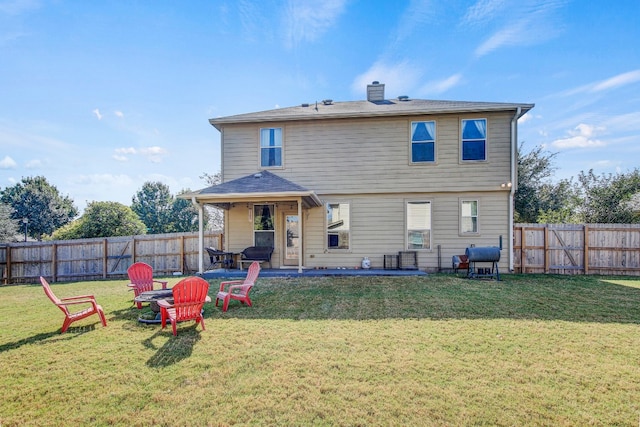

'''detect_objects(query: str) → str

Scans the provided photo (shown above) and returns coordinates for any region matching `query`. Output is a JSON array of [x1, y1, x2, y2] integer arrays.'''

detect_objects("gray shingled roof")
[[183, 171, 323, 208], [196, 171, 309, 195], [209, 98, 534, 129]]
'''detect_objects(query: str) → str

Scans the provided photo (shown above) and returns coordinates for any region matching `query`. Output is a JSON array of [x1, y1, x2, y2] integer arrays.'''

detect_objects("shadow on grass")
[[204, 274, 640, 324], [143, 328, 202, 368], [0, 327, 96, 353]]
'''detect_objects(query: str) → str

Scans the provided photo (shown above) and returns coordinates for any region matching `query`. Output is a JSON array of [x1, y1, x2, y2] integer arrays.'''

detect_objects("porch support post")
[[191, 197, 204, 274], [298, 197, 303, 274]]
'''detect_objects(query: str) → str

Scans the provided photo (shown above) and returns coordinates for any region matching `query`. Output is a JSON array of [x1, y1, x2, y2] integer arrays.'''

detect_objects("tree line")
[[0, 173, 222, 242], [1, 147, 640, 243]]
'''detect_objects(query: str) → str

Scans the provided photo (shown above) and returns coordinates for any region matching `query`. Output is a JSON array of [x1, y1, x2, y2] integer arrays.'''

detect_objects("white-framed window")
[[326, 202, 350, 250], [260, 127, 282, 167], [406, 200, 431, 250], [411, 121, 436, 163], [461, 200, 479, 234], [253, 204, 275, 248], [461, 119, 487, 161]]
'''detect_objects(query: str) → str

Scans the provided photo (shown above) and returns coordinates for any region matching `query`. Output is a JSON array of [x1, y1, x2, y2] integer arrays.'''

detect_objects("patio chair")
[[205, 247, 234, 270], [127, 262, 168, 309], [40, 276, 108, 333], [216, 261, 260, 312], [157, 277, 211, 336]]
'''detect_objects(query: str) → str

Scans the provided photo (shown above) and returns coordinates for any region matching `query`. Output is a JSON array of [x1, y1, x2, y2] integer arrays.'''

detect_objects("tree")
[[131, 182, 173, 234], [170, 193, 200, 232], [514, 144, 558, 223], [200, 171, 224, 230], [0, 203, 19, 242], [576, 169, 640, 223], [50, 201, 146, 239], [0, 176, 78, 240]]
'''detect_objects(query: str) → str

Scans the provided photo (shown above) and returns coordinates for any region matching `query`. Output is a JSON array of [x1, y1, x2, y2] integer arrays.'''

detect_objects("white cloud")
[[139, 146, 168, 163], [0, 156, 17, 169], [92, 108, 103, 120], [0, 0, 41, 15], [551, 123, 606, 149], [115, 147, 137, 155], [468, 0, 566, 57], [25, 159, 42, 169], [114, 110, 124, 118], [112, 155, 129, 162], [283, 0, 347, 49], [352, 61, 422, 98], [555, 69, 640, 99], [418, 73, 463, 96]]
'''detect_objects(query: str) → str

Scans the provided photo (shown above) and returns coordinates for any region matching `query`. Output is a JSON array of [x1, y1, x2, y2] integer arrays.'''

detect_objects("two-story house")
[[186, 82, 533, 274]]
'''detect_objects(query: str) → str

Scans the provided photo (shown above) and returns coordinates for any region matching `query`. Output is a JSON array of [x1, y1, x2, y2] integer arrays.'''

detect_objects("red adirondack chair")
[[216, 261, 260, 312], [157, 277, 211, 336], [40, 276, 107, 333], [127, 262, 168, 309]]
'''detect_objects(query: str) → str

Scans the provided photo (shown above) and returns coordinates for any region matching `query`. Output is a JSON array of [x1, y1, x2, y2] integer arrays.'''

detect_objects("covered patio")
[[181, 171, 323, 274]]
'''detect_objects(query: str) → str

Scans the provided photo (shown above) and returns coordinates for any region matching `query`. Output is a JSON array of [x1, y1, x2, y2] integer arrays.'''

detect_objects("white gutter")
[[509, 107, 521, 272], [191, 196, 204, 274]]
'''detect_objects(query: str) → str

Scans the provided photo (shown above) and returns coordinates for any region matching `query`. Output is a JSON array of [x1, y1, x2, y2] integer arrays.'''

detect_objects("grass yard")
[[0, 273, 639, 426]]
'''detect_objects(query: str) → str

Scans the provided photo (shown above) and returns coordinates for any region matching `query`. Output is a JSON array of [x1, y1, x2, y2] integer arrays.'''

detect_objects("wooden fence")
[[0, 232, 222, 284], [514, 223, 640, 275]]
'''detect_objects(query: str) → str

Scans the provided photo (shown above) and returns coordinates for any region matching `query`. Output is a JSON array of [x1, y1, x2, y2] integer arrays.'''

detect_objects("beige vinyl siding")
[[220, 111, 513, 194], [222, 192, 510, 271]]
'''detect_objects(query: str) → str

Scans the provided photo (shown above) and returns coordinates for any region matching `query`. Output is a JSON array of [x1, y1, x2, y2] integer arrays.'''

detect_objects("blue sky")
[[1, 0, 639, 212]]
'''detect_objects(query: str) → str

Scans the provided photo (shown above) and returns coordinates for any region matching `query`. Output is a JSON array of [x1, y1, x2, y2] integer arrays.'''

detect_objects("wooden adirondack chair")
[[40, 276, 107, 333], [216, 261, 260, 312], [127, 262, 168, 309], [157, 277, 211, 336]]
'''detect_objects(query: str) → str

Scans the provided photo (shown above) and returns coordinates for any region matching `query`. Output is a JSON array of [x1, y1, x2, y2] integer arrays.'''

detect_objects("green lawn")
[[1, 274, 639, 426]]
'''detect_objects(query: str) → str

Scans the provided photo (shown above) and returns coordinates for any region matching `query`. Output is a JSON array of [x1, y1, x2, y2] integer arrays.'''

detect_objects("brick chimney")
[[367, 81, 385, 102]]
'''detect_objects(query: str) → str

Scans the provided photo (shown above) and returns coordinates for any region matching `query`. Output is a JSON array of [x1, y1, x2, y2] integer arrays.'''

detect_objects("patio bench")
[[238, 246, 273, 270]]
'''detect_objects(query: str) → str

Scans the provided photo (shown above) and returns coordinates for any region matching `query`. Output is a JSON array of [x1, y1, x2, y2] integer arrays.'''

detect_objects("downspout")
[[509, 107, 521, 272], [191, 196, 204, 274]]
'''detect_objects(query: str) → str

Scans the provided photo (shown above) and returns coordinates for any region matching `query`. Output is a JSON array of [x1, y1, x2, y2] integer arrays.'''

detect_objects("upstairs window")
[[406, 201, 431, 250], [461, 119, 487, 161], [461, 200, 478, 234], [260, 128, 282, 167], [411, 121, 436, 163]]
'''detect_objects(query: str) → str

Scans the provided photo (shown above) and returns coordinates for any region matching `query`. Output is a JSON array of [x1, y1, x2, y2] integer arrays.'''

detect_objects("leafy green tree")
[[200, 171, 223, 230], [514, 144, 558, 223], [0, 176, 78, 240], [0, 203, 19, 242], [131, 182, 173, 234], [576, 169, 640, 223], [51, 201, 146, 239], [169, 193, 200, 232]]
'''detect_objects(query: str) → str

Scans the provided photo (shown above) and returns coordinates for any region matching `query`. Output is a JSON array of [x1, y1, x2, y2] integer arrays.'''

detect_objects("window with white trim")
[[327, 202, 350, 250], [253, 204, 275, 247], [461, 200, 478, 234], [406, 201, 431, 250], [260, 128, 282, 167], [411, 121, 436, 163], [461, 119, 487, 161]]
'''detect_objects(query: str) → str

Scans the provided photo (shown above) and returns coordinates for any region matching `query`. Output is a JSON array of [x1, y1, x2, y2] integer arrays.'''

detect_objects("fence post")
[[544, 225, 549, 274], [584, 225, 589, 275], [52, 243, 57, 282]]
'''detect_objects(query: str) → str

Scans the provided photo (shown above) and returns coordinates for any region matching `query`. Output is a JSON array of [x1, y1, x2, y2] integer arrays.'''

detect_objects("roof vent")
[[398, 95, 410, 101], [253, 173, 262, 178], [301, 103, 309, 107], [322, 99, 333, 105], [367, 81, 385, 102]]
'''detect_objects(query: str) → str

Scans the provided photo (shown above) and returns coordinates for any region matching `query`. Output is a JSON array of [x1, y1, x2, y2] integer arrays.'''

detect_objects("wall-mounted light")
[[500, 182, 512, 189]]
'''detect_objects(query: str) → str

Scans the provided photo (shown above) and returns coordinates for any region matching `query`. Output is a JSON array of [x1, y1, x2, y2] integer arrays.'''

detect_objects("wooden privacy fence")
[[0, 231, 222, 284], [514, 223, 640, 275]]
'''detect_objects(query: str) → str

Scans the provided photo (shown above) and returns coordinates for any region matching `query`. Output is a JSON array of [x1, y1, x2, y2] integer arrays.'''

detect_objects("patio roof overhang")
[[179, 170, 323, 209]]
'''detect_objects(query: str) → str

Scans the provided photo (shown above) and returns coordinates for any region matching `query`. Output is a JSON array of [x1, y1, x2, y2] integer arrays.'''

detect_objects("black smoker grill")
[[465, 246, 501, 280]]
